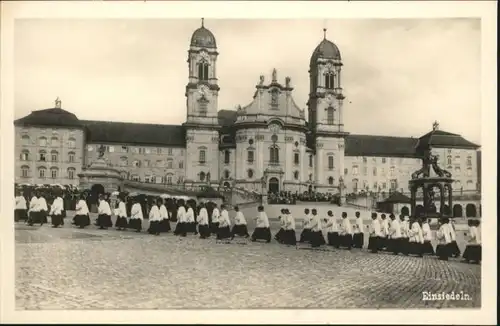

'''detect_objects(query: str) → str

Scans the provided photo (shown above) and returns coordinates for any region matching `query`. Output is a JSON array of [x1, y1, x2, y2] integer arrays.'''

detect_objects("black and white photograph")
[[0, 1, 496, 324]]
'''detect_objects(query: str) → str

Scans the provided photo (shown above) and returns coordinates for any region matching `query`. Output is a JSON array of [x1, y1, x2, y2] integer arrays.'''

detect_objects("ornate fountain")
[[409, 122, 454, 218]]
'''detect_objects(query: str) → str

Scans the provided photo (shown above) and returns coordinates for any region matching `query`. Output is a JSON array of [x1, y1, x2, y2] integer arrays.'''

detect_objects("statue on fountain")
[[98, 145, 106, 159], [430, 155, 452, 177], [411, 149, 432, 179]]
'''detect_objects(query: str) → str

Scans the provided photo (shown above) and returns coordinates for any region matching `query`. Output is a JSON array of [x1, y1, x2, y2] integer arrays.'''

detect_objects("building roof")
[[81, 120, 186, 147], [14, 108, 83, 128], [416, 128, 480, 152], [345, 134, 419, 158], [190, 19, 216, 48], [310, 37, 341, 67], [379, 191, 411, 204]]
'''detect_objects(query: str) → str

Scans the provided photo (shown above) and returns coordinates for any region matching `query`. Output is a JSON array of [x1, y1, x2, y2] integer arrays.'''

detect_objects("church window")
[[247, 150, 254, 163], [447, 155, 452, 165], [199, 150, 206, 164], [247, 169, 254, 179], [199, 171, 206, 181], [324, 73, 335, 89], [224, 170, 230, 179], [22, 135, 30, 146], [327, 107, 335, 125], [294, 153, 300, 165], [21, 166, 30, 178], [38, 166, 47, 178], [198, 62, 209, 81], [50, 167, 58, 179], [199, 100, 208, 117], [270, 89, 279, 109], [20, 150, 30, 161], [294, 171, 299, 180], [39, 150, 46, 162], [39, 137, 47, 147], [466, 155, 472, 166], [328, 155, 334, 170], [166, 174, 173, 184], [328, 177, 334, 185], [269, 146, 279, 163], [224, 150, 230, 164]]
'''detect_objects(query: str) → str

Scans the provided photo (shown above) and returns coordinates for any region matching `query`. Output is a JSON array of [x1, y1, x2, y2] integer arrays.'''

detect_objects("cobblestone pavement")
[[15, 216, 481, 310]]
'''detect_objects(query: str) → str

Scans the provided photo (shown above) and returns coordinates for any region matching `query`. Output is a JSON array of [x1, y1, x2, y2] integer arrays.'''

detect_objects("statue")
[[272, 68, 277, 82], [55, 97, 61, 109], [431, 155, 452, 178], [259, 75, 265, 86], [411, 149, 432, 179], [432, 120, 439, 131], [285, 76, 291, 88], [97, 144, 106, 159]]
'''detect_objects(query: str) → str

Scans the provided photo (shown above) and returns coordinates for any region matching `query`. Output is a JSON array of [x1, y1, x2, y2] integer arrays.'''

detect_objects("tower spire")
[[201, 18, 204, 28], [323, 28, 327, 40]]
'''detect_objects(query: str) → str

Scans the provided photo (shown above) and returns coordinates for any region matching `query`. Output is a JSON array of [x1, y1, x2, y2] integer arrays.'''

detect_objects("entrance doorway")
[[268, 177, 279, 194]]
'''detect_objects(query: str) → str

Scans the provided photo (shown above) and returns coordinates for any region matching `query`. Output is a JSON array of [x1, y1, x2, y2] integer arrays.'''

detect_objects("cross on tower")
[[432, 120, 439, 131]]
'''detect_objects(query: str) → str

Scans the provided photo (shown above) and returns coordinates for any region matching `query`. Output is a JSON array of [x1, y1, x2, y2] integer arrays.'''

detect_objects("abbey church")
[[14, 20, 480, 199]]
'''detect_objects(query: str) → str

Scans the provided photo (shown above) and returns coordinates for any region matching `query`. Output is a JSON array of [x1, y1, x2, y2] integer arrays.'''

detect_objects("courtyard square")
[[15, 214, 481, 310]]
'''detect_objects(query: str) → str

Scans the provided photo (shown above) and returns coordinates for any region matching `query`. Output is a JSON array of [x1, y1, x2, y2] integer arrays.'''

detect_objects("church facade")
[[14, 21, 481, 198]]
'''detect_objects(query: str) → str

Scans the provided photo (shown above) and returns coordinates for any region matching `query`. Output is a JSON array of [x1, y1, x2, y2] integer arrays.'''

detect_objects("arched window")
[[21, 165, 30, 178], [39, 137, 47, 147], [352, 178, 359, 191], [167, 159, 173, 169], [67, 168, 76, 179], [269, 146, 279, 163], [327, 107, 335, 125], [294, 171, 299, 180], [199, 171, 206, 181], [198, 61, 209, 81], [51, 150, 58, 162], [247, 169, 254, 179], [224, 170, 230, 179], [20, 150, 30, 161], [224, 150, 230, 164], [166, 174, 173, 184], [447, 155, 452, 165], [50, 167, 58, 179], [328, 176, 334, 185], [50, 136, 59, 147], [68, 137, 76, 148], [199, 149, 206, 164], [38, 166, 47, 178], [324, 72, 335, 89], [293, 152, 300, 165], [22, 135, 30, 146], [120, 157, 128, 167], [328, 155, 334, 170], [247, 150, 254, 163], [68, 152, 75, 163], [39, 150, 47, 162]]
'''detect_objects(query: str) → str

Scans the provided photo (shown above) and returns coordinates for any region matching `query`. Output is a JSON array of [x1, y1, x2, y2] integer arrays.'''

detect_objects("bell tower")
[[307, 28, 349, 197], [183, 19, 221, 187]]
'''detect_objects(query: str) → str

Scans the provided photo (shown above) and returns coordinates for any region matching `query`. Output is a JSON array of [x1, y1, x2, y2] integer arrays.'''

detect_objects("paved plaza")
[[15, 213, 481, 310]]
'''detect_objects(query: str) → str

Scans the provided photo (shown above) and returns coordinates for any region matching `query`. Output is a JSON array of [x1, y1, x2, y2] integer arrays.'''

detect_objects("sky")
[[14, 18, 481, 144]]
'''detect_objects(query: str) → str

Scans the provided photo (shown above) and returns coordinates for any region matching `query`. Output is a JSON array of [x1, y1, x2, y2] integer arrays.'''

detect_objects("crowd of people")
[[267, 191, 339, 205], [14, 190, 481, 265]]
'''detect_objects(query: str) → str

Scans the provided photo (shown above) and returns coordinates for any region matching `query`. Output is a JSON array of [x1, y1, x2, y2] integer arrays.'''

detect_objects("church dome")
[[190, 19, 217, 48], [310, 37, 341, 67]]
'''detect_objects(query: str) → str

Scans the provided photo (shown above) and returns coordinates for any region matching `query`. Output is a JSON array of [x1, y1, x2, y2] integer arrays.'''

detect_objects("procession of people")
[[14, 190, 481, 265]]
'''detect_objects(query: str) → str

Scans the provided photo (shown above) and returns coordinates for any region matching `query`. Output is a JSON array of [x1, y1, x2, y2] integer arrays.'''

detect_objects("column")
[[447, 184, 453, 217], [438, 183, 445, 216]]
